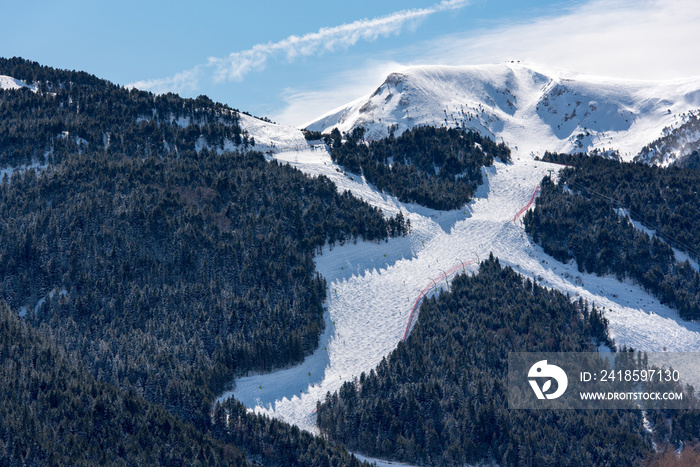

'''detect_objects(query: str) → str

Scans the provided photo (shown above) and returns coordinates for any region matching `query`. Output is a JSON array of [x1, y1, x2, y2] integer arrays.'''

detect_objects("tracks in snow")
[[403, 259, 477, 341]]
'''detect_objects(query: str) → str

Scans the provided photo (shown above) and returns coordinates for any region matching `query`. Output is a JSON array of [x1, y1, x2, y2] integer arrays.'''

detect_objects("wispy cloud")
[[128, 67, 203, 96], [209, 0, 468, 82], [127, 0, 469, 94]]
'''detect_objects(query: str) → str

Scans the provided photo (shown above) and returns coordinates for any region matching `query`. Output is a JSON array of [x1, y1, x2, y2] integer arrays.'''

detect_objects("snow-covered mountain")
[[305, 63, 700, 165], [635, 110, 700, 166]]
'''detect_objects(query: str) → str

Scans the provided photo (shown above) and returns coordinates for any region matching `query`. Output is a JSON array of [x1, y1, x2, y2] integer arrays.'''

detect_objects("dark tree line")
[[539, 152, 700, 261], [0, 299, 371, 466], [330, 126, 511, 210], [524, 172, 700, 320], [317, 256, 652, 467], [0, 57, 258, 168]]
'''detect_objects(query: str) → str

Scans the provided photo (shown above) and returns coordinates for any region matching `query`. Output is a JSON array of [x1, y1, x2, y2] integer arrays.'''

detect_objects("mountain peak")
[[306, 63, 700, 164]]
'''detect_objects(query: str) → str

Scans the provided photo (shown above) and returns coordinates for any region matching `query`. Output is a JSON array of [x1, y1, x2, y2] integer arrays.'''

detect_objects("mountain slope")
[[0, 300, 250, 466], [636, 110, 700, 166], [306, 63, 700, 164], [0, 57, 390, 465], [0, 57, 306, 168]]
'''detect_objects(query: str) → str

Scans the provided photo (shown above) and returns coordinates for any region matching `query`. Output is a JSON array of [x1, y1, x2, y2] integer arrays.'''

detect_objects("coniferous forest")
[[0, 57, 257, 168], [538, 152, 700, 262], [0, 57, 393, 466], [330, 126, 511, 210], [0, 301, 248, 466], [3, 56, 700, 466], [525, 154, 700, 320]]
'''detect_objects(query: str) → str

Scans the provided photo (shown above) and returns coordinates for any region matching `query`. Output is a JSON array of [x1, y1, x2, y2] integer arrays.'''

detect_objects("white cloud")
[[127, 67, 202, 95], [419, 0, 700, 80], [209, 0, 468, 82], [209, 0, 467, 82], [128, 0, 469, 93]]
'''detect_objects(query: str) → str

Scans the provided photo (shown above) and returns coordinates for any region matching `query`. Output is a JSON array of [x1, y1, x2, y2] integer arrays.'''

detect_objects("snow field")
[[0, 75, 37, 92]]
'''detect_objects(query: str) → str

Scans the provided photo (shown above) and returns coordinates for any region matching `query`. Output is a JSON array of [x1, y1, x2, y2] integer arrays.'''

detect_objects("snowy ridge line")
[[306, 63, 700, 166], [513, 185, 541, 223], [403, 259, 478, 341]]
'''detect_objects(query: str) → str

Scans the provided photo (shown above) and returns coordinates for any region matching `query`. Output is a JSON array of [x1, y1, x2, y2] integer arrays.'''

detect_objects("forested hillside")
[[330, 126, 510, 210], [526, 154, 700, 320], [0, 299, 369, 466], [0, 301, 249, 466], [0, 57, 255, 168], [317, 257, 651, 466], [538, 153, 700, 261], [0, 148, 404, 423], [635, 110, 700, 166], [0, 57, 393, 465]]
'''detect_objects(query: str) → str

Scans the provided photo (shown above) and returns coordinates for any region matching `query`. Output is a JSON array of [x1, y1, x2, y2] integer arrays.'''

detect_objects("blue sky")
[[2, 0, 699, 126]]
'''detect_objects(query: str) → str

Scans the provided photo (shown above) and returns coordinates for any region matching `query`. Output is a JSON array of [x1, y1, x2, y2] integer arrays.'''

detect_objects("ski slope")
[[0, 75, 37, 91], [236, 113, 307, 152], [218, 146, 700, 436]]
